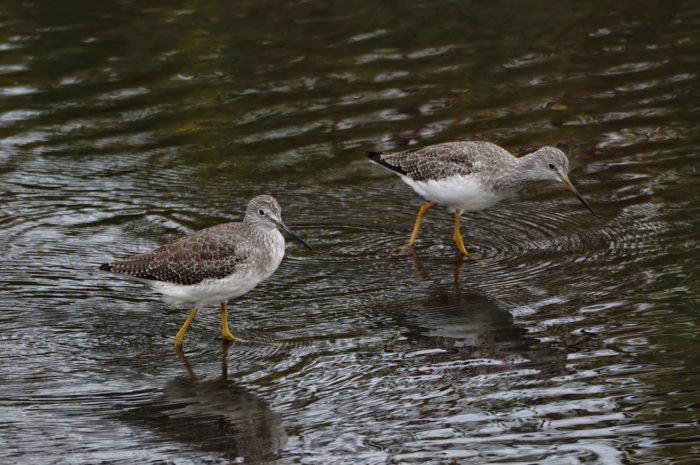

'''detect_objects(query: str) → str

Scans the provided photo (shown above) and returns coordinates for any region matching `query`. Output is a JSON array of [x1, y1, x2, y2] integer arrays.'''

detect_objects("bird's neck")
[[251, 226, 281, 244], [516, 153, 538, 177], [515, 152, 552, 184], [253, 227, 285, 266], [488, 153, 535, 194]]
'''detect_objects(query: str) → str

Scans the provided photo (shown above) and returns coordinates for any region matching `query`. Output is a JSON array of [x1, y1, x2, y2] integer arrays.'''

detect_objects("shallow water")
[[1, 0, 699, 464]]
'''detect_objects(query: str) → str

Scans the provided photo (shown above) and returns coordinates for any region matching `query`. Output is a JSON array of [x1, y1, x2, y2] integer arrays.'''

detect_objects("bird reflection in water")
[[125, 342, 287, 462], [408, 247, 470, 286], [395, 268, 563, 375]]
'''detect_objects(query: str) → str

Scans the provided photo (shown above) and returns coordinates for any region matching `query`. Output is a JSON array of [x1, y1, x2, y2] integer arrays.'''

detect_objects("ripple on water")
[[1, 1, 699, 463]]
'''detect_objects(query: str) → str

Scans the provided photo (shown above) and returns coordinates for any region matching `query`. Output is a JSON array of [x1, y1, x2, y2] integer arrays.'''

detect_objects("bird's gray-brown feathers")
[[100, 223, 250, 285], [100, 195, 288, 286], [367, 142, 593, 214], [367, 141, 515, 182]]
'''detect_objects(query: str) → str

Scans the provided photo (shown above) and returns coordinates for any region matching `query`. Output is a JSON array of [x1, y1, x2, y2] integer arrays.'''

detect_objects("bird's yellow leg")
[[453, 210, 469, 256], [407, 202, 436, 247], [220, 302, 236, 342], [175, 306, 200, 349]]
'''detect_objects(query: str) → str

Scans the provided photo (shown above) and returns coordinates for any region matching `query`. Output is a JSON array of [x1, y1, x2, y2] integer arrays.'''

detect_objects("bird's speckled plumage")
[[369, 141, 509, 182], [368, 141, 577, 212], [103, 223, 251, 286], [367, 141, 594, 255], [100, 195, 296, 306], [100, 195, 311, 348]]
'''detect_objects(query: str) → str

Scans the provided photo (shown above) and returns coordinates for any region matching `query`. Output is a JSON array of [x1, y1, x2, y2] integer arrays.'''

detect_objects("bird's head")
[[246, 195, 311, 250], [524, 147, 595, 215]]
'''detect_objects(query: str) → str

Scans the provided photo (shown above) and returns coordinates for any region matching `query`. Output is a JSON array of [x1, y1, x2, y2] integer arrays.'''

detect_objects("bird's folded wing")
[[109, 229, 248, 285], [383, 145, 477, 182]]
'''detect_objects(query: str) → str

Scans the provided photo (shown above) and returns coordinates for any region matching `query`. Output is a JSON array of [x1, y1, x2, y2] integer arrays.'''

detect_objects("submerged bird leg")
[[407, 202, 436, 247], [175, 305, 200, 349], [220, 302, 236, 342], [175, 345, 198, 381], [452, 210, 469, 256], [222, 339, 233, 378]]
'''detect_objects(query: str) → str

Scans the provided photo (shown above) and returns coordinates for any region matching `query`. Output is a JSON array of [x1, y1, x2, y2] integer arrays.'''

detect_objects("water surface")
[[1, 0, 699, 464]]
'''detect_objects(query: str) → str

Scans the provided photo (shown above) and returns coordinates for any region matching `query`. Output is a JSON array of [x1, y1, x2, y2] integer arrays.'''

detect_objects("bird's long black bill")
[[573, 190, 596, 215], [277, 221, 312, 250], [562, 176, 596, 215]]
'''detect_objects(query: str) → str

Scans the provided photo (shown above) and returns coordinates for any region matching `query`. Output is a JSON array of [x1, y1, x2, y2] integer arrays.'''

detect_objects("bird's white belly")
[[150, 271, 266, 307], [402, 174, 502, 212]]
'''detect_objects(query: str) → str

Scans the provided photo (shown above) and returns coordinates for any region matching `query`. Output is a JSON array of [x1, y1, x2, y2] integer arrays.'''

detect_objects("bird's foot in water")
[[391, 243, 418, 257]]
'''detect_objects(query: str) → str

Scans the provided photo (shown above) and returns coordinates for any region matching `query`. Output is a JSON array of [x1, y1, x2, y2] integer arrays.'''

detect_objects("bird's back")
[[368, 141, 517, 182], [101, 222, 256, 286]]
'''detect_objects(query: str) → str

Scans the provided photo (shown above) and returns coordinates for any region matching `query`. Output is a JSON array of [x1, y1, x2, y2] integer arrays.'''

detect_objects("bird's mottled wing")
[[105, 224, 248, 285], [370, 141, 510, 181]]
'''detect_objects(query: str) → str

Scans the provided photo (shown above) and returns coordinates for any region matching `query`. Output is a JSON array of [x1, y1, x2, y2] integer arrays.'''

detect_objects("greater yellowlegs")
[[368, 141, 595, 255], [99, 195, 311, 349]]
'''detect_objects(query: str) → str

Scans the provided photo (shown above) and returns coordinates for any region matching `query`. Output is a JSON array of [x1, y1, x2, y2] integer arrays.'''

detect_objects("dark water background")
[[1, 0, 699, 464]]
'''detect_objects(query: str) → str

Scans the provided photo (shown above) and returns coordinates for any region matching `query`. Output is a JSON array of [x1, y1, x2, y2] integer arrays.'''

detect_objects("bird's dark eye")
[[548, 163, 556, 170], [258, 209, 265, 216]]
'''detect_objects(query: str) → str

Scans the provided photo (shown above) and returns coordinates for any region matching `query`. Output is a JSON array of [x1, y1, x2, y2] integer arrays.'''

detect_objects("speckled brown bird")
[[100, 195, 311, 350]]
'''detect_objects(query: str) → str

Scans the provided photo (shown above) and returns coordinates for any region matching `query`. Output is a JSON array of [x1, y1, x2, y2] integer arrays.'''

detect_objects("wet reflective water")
[[1, 0, 699, 463]]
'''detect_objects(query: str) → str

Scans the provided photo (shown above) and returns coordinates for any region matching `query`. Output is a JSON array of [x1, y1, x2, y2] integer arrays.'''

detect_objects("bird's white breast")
[[401, 174, 503, 212]]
